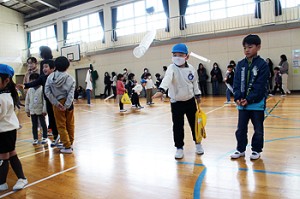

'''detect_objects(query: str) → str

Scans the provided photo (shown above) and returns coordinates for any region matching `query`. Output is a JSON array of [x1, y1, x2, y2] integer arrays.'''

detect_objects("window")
[[116, 0, 166, 36], [66, 13, 103, 44], [185, 0, 255, 24], [281, 0, 299, 8], [30, 25, 57, 54]]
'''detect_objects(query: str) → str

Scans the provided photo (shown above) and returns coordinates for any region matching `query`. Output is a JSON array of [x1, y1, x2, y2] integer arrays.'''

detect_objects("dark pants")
[[171, 98, 197, 149], [212, 81, 219, 95], [131, 92, 140, 107], [86, 89, 91, 104], [31, 114, 47, 140], [272, 83, 284, 95], [199, 80, 208, 96], [235, 110, 265, 153], [46, 98, 58, 139], [112, 86, 116, 98], [104, 84, 111, 96]]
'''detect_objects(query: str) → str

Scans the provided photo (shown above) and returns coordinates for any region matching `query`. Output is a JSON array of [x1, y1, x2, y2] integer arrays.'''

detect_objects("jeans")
[[171, 98, 197, 148], [235, 110, 265, 153], [86, 89, 91, 104], [31, 114, 47, 140], [212, 81, 219, 95], [226, 86, 233, 102]]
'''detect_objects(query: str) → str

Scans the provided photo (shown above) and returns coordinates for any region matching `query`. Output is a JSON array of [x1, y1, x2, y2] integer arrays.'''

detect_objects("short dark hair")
[[117, 73, 124, 80], [274, 66, 280, 71], [39, 46, 53, 59], [27, 57, 37, 64], [42, 59, 55, 69], [54, 56, 70, 72], [145, 72, 151, 78], [227, 65, 233, 69], [242, 34, 261, 46], [29, 73, 40, 81], [155, 73, 161, 77], [280, 54, 287, 62]]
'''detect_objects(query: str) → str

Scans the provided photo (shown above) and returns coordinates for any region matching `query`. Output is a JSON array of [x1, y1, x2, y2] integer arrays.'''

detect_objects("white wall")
[[69, 28, 300, 95], [0, 5, 26, 74]]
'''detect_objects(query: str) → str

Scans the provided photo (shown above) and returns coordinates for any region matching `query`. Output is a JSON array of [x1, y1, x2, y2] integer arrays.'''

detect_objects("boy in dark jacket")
[[231, 34, 269, 160], [224, 64, 234, 104]]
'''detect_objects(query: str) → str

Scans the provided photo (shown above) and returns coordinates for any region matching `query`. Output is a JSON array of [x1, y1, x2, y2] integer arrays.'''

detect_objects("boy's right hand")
[[26, 112, 30, 117]]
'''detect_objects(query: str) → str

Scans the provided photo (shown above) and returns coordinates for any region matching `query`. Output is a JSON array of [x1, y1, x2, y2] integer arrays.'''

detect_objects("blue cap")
[[0, 64, 14, 77], [140, 79, 147, 84], [172, 43, 188, 54]]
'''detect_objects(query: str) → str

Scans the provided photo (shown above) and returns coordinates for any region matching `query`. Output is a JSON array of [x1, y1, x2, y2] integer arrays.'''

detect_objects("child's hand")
[[26, 112, 30, 117], [235, 100, 241, 106], [240, 99, 248, 106], [57, 103, 66, 111], [196, 98, 201, 104], [42, 112, 47, 116]]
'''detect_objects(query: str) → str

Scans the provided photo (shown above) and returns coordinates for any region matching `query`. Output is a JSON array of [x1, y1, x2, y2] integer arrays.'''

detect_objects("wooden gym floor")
[[0, 94, 299, 199]]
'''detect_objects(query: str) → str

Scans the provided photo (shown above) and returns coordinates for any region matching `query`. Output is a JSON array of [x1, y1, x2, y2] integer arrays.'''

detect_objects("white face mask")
[[172, 57, 186, 66], [148, 76, 151, 79]]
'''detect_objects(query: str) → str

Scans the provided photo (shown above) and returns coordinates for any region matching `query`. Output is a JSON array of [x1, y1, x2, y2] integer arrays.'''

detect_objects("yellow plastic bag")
[[121, 92, 131, 104], [195, 104, 207, 143]]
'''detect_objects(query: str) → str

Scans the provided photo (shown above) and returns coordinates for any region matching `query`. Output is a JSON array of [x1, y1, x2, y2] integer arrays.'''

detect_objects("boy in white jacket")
[[152, 43, 203, 159], [25, 73, 47, 145]]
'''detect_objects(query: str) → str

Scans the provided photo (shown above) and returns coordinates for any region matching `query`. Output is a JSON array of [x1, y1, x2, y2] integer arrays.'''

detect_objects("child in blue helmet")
[[152, 43, 203, 159], [0, 64, 28, 191]]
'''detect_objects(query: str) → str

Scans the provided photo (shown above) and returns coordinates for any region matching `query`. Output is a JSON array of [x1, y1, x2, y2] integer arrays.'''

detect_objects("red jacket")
[[117, 80, 125, 95]]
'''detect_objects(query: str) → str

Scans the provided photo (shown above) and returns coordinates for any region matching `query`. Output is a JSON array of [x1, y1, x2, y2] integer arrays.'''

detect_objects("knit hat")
[[0, 64, 14, 77], [172, 43, 188, 54]]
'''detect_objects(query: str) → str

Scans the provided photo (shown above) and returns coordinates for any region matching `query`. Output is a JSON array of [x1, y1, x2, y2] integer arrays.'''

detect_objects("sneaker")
[[0, 183, 8, 191], [195, 143, 204, 155], [137, 106, 144, 109], [131, 105, 136, 108], [60, 147, 73, 154], [146, 102, 151, 105], [56, 142, 64, 149], [32, 139, 38, 145], [250, 151, 260, 160], [41, 138, 47, 144], [150, 102, 154, 105], [120, 109, 127, 112], [47, 129, 53, 136], [50, 135, 60, 147], [230, 151, 245, 159], [268, 94, 274, 96], [175, 148, 184, 159], [281, 94, 286, 97], [224, 101, 231, 104], [13, 178, 28, 191]]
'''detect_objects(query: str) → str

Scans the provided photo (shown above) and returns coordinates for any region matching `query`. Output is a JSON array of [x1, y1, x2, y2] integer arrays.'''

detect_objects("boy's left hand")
[[240, 99, 248, 106], [196, 98, 201, 104], [42, 112, 47, 116]]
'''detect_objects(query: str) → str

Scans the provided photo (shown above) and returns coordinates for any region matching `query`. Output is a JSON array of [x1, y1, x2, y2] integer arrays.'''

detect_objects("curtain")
[[27, 32, 31, 56], [111, 8, 118, 42], [275, 0, 282, 16], [63, 21, 68, 45], [179, 0, 189, 30], [54, 24, 58, 51], [98, 11, 105, 43], [162, 0, 170, 32], [254, 0, 261, 19]]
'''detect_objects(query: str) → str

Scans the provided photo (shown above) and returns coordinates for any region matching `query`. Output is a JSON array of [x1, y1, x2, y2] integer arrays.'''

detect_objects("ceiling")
[[0, 0, 95, 21]]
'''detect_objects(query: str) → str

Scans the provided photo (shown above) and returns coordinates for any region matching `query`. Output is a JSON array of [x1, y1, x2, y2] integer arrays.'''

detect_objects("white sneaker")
[[32, 139, 38, 145], [56, 142, 64, 149], [41, 138, 47, 144], [175, 149, 184, 159], [195, 143, 204, 155], [268, 94, 274, 96], [250, 151, 260, 160], [50, 135, 60, 147], [120, 109, 127, 112], [0, 183, 8, 191], [224, 101, 231, 104], [13, 178, 28, 191], [230, 151, 245, 159], [60, 147, 73, 154]]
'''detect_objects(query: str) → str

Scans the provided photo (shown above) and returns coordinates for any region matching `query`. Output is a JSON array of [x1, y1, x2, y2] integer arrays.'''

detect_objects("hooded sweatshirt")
[[45, 71, 75, 109]]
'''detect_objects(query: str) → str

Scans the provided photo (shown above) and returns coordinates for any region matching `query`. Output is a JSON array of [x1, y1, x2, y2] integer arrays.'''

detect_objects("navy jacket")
[[233, 55, 269, 105]]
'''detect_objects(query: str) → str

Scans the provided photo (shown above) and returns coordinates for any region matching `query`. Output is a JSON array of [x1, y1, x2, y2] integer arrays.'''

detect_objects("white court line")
[[0, 166, 78, 198], [205, 105, 226, 114]]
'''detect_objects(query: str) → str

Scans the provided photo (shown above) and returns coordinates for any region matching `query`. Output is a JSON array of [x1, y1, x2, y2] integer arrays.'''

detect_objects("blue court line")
[[193, 167, 207, 199], [238, 168, 300, 177]]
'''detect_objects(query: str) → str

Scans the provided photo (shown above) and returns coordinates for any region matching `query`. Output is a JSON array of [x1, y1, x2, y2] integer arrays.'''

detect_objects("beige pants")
[[281, 73, 290, 94], [52, 99, 75, 148]]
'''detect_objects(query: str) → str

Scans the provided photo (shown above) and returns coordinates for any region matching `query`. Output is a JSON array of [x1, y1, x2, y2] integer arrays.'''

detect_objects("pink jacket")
[[116, 80, 125, 95]]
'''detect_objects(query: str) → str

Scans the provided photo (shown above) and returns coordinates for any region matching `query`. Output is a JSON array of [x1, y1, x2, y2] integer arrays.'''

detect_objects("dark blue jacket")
[[233, 55, 269, 105]]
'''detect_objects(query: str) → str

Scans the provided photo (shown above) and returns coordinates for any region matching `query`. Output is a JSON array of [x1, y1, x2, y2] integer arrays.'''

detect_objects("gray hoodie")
[[45, 71, 75, 109]]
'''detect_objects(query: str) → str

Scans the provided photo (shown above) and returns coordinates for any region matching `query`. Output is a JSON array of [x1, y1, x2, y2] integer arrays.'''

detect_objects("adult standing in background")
[[210, 62, 223, 95], [279, 54, 291, 94], [85, 65, 93, 105], [197, 63, 208, 96], [103, 72, 112, 97], [39, 46, 53, 74], [266, 58, 274, 93]]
